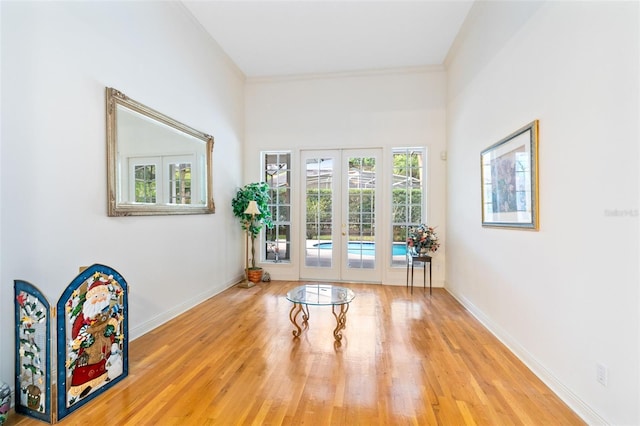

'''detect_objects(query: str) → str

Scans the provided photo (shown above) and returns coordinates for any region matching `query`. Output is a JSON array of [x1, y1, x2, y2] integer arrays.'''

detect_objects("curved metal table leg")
[[332, 303, 350, 342], [289, 303, 303, 337], [290, 303, 310, 337]]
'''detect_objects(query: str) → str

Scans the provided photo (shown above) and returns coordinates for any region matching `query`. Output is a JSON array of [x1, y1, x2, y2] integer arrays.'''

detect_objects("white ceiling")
[[181, 1, 474, 78]]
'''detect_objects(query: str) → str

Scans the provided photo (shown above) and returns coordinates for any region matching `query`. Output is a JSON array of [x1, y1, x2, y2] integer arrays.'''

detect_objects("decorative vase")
[[247, 268, 263, 283], [0, 381, 10, 426]]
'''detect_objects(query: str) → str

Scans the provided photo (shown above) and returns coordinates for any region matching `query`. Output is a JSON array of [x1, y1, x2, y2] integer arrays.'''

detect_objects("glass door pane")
[[303, 154, 339, 275], [341, 149, 380, 282], [346, 155, 376, 269]]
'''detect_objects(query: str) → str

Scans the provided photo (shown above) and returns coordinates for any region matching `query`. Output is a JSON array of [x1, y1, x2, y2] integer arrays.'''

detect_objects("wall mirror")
[[106, 87, 215, 216]]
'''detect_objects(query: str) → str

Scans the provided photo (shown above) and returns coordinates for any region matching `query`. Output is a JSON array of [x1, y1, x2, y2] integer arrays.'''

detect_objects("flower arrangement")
[[407, 224, 440, 254]]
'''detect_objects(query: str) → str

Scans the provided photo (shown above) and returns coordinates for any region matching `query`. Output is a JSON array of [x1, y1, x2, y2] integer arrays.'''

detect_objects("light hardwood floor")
[[8, 281, 584, 425]]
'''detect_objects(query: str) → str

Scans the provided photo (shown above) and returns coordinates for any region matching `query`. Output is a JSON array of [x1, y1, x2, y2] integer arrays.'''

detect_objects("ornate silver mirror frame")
[[106, 87, 215, 216]]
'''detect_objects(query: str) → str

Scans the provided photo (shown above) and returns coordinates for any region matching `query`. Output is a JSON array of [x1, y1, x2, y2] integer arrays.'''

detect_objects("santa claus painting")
[[65, 272, 123, 403]]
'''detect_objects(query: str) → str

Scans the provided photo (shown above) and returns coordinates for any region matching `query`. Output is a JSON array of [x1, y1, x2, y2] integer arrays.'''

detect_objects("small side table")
[[406, 253, 432, 295]]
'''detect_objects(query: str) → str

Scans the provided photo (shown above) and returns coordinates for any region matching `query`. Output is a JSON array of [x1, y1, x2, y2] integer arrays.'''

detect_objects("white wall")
[[0, 1, 246, 389], [245, 69, 448, 284], [446, 1, 639, 424]]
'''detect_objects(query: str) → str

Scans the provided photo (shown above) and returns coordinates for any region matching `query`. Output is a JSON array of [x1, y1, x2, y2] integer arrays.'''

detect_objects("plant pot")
[[247, 268, 263, 283], [26, 384, 41, 410]]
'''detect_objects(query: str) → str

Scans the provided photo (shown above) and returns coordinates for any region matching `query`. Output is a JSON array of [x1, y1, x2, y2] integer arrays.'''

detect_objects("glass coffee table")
[[286, 284, 355, 343]]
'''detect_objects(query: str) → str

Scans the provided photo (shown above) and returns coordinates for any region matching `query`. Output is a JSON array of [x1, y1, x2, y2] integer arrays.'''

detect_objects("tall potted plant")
[[232, 182, 273, 285]]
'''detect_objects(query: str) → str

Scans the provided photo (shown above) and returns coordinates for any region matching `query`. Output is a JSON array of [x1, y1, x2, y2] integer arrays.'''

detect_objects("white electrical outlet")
[[596, 363, 608, 387]]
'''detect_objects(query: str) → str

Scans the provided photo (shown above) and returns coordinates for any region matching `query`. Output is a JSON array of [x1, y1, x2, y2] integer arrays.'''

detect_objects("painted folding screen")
[[56, 264, 129, 420], [14, 281, 53, 423]]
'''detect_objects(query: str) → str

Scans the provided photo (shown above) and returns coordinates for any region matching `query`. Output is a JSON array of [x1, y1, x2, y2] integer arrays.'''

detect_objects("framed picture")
[[481, 120, 539, 230]]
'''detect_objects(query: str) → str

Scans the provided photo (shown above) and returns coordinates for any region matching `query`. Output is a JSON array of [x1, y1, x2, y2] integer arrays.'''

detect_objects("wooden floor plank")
[[6, 282, 584, 425]]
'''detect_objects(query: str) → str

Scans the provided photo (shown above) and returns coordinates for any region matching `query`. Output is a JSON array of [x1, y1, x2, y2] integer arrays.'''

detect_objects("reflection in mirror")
[[106, 88, 214, 216]]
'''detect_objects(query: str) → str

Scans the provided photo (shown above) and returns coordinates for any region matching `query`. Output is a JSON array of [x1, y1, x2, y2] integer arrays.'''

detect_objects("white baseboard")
[[129, 276, 240, 341], [445, 287, 607, 426]]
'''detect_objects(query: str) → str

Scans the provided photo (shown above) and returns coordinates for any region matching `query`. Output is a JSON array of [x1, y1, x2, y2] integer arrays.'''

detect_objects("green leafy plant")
[[231, 182, 274, 268]]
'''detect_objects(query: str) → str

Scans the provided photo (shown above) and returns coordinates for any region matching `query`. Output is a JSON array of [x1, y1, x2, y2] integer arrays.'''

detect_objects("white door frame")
[[299, 149, 382, 283]]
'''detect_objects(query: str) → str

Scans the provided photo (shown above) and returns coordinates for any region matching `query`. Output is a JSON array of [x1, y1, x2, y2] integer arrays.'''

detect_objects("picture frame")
[[481, 120, 539, 230]]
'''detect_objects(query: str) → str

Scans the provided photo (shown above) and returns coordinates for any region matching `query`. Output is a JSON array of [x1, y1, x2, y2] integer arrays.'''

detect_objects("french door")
[[300, 149, 381, 282]]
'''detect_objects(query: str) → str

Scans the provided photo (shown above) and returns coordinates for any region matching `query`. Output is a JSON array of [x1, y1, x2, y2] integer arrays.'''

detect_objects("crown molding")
[[246, 64, 445, 84]]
